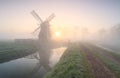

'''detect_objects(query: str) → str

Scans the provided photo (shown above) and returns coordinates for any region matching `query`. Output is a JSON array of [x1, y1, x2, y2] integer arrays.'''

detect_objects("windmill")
[[24, 10, 56, 78], [0, 10, 67, 78], [31, 10, 55, 35], [31, 10, 56, 63]]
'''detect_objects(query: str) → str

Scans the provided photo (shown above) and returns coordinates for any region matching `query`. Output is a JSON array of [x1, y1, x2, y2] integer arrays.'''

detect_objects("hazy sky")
[[0, 0, 120, 40]]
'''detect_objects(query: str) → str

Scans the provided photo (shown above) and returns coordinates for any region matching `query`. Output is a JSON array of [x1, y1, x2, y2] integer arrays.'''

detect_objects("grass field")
[[44, 42, 120, 78], [0, 41, 120, 78], [44, 43, 94, 78], [0, 41, 37, 63]]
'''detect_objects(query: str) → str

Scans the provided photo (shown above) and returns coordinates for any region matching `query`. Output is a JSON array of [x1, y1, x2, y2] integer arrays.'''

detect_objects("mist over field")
[[0, 0, 120, 78], [88, 24, 120, 53]]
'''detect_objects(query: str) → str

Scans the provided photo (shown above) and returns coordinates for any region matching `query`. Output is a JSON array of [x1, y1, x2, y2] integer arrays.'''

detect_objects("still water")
[[0, 47, 67, 78]]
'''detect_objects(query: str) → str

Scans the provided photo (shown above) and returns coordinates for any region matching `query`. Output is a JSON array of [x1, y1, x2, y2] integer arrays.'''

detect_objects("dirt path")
[[86, 44, 120, 64], [79, 44, 116, 78]]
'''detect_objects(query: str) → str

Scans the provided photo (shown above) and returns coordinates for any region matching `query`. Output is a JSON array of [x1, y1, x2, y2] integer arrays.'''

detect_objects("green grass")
[[87, 43, 120, 61], [44, 43, 94, 78], [0, 41, 37, 63], [109, 52, 120, 60], [86, 44, 120, 78]]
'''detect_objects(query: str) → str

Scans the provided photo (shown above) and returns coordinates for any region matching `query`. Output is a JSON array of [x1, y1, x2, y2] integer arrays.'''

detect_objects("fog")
[[78, 24, 120, 53], [1, 23, 120, 53], [0, 0, 120, 78]]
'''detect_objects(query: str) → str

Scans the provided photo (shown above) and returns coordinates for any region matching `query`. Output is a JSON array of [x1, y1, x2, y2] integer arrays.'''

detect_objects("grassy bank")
[[44, 43, 93, 78], [0, 41, 36, 63]]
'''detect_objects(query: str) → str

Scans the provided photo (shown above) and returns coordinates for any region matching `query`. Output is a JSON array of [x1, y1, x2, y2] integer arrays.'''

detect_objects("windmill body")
[[37, 21, 52, 71]]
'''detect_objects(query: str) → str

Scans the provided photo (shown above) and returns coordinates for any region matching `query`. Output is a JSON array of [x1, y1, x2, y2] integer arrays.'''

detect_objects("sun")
[[55, 32, 60, 37], [52, 31, 62, 40]]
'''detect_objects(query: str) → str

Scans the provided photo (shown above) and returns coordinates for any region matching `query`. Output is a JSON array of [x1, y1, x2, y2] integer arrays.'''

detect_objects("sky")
[[0, 0, 120, 40]]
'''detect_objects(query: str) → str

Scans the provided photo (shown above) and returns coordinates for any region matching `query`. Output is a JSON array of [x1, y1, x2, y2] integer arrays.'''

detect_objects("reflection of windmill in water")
[[26, 10, 55, 77]]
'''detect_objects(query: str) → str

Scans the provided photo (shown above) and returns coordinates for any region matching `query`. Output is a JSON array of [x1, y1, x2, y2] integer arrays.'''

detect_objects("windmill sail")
[[46, 13, 55, 22], [31, 10, 43, 22]]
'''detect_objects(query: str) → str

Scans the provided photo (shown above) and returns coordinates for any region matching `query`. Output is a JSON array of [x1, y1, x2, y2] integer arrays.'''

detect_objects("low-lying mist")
[[78, 24, 120, 53]]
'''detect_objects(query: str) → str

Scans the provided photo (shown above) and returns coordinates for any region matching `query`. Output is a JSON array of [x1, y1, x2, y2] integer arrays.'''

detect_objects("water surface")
[[0, 47, 67, 78]]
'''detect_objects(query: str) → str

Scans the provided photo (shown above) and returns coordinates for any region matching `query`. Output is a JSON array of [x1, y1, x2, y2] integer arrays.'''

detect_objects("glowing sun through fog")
[[51, 31, 62, 40], [55, 32, 60, 37]]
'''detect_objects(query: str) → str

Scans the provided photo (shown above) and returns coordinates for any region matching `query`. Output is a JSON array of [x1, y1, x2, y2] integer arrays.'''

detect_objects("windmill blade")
[[32, 26, 41, 34], [31, 10, 43, 23], [46, 13, 55, 22]]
